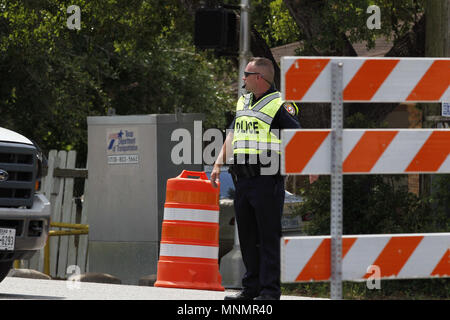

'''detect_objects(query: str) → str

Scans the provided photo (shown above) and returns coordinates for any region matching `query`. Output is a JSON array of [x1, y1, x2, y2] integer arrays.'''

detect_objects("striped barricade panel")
[[281, 129, 450, 175], [281, 57, 450, 103], [281, 233, 450, 282]]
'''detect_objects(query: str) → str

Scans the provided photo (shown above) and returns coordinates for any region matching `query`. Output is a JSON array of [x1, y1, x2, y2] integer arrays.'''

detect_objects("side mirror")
[[31, 141, 48, 180], [36, 151, 48, 180]]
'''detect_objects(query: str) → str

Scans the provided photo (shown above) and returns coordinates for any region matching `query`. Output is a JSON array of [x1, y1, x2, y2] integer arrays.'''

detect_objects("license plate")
[[0, 228, 15, 250]]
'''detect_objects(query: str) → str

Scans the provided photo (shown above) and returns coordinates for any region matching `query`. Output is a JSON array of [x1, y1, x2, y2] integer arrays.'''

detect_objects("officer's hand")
[[210, 164, 221, 188]]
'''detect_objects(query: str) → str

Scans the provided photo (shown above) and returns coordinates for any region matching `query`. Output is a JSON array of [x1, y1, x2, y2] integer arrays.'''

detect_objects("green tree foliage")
[[251, 0, 300, 48], [298, 175, 448, 236], [0, 0, 236, 162], [280, 0, 424, 55]]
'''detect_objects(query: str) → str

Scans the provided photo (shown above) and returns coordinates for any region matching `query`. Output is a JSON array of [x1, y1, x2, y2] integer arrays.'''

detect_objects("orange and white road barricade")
[[281, 233, 450, 282], [155, 170, 224, 291], [281, 129, 450, 175], [280, 56, 450, 298], [281, 57, 450, 102]]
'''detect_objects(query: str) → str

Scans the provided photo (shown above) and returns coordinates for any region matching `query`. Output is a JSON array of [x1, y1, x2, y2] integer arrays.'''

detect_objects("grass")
[[281, 278, 450, 300]]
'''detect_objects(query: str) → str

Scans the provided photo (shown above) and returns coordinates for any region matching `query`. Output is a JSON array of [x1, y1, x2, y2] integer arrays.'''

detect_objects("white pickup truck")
[[0, 127, 50, 283]]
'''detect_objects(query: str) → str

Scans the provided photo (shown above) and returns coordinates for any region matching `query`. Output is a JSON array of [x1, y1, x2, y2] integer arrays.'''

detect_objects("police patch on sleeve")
[[284, 103, 296, 116]]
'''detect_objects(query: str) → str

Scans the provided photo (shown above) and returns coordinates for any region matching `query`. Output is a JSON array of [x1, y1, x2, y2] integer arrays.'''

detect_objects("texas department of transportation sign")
[[106, 128, 139, 165]]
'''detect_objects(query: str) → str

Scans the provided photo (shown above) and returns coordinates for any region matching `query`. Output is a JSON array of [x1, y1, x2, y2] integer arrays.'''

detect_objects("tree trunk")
[[425, 0, 450, 57], [421, 0, 450, 197], [422, 0, 450, 122]]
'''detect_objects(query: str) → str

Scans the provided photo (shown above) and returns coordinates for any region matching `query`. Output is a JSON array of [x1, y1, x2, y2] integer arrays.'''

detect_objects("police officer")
[[211, 57, 300, 300]]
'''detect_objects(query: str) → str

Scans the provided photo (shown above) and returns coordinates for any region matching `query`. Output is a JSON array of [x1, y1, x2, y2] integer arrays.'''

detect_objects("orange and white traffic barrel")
[[155, 170, 224, 291]]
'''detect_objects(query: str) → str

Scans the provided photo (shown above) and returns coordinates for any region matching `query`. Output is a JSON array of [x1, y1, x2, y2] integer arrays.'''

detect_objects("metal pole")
[[238, 0, 251, 98], [330, 62, 344, 300], [233, 0, 250, 249], [229, 0, 250, 284], [216, 1, 251, 289]]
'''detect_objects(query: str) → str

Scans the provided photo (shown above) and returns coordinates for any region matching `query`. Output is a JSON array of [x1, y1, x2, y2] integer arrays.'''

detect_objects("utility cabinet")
[[86, 113, 204, 284]]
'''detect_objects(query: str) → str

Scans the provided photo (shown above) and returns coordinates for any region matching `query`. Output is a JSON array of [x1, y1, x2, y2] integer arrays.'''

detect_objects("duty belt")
[[229, 163, 275, 180]]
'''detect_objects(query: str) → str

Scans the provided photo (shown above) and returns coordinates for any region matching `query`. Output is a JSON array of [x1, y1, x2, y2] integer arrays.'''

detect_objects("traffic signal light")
[[194, 8, 237, 52]]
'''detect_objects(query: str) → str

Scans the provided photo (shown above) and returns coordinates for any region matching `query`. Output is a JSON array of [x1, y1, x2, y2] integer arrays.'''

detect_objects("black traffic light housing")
[[194, 7, 237, 53]]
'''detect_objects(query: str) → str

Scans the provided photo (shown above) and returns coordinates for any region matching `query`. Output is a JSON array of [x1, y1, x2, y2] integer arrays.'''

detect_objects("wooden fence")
[[17, 150, 89, 279]]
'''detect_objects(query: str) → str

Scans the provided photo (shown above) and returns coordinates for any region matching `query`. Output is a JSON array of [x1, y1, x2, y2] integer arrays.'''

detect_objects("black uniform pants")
[[233, 174, 285, 298]]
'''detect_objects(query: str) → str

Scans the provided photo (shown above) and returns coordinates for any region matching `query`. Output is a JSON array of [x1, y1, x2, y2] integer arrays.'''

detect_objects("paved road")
[[0, 277, 325, 300]]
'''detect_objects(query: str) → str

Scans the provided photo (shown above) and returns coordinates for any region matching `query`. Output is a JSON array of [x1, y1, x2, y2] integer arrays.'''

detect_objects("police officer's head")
[[243, 57, 274, 96]]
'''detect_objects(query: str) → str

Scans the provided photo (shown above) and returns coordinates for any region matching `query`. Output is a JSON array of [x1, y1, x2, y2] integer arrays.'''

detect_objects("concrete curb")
[[139, 274, 157, 286], [67, 272, 122, 284], [7, 268, 52, 280]]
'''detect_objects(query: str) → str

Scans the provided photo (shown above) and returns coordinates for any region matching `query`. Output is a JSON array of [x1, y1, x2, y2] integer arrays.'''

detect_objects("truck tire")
[[0, 261, 13, 283]]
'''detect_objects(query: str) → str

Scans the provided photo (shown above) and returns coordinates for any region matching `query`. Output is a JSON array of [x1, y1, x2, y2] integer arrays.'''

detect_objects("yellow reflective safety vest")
[[232, 91, 284, 155]]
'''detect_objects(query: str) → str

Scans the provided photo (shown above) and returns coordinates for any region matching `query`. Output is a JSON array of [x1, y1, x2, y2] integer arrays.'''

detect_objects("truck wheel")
[[0, 261, 13, 283]]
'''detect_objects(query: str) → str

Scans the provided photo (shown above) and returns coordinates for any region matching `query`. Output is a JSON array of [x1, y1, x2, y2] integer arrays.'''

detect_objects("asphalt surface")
[[0, 277, 326, 300]]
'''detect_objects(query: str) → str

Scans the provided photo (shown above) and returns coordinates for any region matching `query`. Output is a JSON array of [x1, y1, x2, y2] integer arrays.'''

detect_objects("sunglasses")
[[244, 71, 260, 77], [244, 71, 273, 85]]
